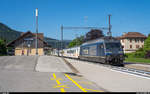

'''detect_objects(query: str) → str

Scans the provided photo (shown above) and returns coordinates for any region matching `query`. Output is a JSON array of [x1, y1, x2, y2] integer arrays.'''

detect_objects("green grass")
[[125, 57, 150, 64]]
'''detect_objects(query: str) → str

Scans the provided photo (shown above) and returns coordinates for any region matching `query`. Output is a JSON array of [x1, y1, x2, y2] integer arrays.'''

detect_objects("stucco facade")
[[118, 32, 147, 53], [15, 48, 44, 56], [120, 38, 145, 53]]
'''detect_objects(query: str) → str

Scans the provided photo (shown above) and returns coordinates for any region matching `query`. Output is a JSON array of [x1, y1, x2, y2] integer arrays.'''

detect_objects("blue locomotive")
[[79, 37, 125, 66]]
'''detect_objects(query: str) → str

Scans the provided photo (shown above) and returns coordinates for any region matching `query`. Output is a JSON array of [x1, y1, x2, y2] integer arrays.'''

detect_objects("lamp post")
[[35, 8, 38, 55], [108, 14, 112, 37]]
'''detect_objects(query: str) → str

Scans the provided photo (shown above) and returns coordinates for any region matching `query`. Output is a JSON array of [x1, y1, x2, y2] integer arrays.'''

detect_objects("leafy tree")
[[144, 34, 150, 58], [68, 35, 84, 48], [84, 29, 104, 42], [0, 39, 7, 56], [144, 34, 150, 52]]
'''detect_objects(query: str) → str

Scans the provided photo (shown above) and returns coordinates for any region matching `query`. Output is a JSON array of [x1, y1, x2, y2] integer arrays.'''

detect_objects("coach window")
[[82, 47, 89, 55]]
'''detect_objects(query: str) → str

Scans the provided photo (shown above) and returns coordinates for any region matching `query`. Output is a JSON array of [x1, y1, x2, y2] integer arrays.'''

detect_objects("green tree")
[[84, 29, 104, 42], [68, 35, 84, 48], [0, 39, 7, 56], [144, 34, 150, 52], [144, 34, 150, 58]]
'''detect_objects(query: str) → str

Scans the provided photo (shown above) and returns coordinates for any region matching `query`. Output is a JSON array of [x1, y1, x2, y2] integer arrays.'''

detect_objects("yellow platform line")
[[65, 74, 87, 92], [51, 73, 68, 92], [65, 74, 104, 92], [84, 88, 104, 92]]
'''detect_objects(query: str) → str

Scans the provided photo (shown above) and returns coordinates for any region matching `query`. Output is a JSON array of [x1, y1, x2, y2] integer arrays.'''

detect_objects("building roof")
[[7, 31, 49, 47], [118, 32, 147, 39]]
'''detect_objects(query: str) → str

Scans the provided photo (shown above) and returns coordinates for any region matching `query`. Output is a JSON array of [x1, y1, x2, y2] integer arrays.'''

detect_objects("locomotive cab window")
[[105, 42, 123, 54]]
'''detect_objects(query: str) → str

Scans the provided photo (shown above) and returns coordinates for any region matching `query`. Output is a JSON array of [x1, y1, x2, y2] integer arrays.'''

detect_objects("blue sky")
[[0, 0, 150, 40]]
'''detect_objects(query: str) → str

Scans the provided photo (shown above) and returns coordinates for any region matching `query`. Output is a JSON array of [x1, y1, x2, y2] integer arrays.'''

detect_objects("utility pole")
[[35, 8, 38, 55], [108, 14, 112, 37], [61, 25, 63, 50]]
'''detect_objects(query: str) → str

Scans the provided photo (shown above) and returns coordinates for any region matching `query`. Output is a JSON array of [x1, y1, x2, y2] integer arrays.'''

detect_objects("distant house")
[[7, 31, 51, 56], [117, 32, 147, 53]]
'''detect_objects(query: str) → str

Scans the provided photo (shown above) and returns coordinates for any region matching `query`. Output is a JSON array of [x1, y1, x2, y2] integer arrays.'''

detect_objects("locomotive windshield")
[[105, 42, 123, 53], [105, 43, 121, 49]]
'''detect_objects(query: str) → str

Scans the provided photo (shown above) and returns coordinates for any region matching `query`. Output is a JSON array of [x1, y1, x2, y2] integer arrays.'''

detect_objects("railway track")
[[63, 57, 150, 79]]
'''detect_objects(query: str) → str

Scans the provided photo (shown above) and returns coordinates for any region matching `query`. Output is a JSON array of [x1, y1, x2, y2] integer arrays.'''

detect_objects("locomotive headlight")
[[119, 51, 123, 53], [106, 51, 112, 53], [119, 54, 124, 60]]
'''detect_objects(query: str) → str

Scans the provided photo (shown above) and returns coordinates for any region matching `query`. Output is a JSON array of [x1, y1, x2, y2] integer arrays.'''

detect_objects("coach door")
[[99, 43, 105, 56]]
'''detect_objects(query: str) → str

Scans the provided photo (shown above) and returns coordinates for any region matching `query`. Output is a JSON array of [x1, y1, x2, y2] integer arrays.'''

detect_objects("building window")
[[130, 45, 132, 49], [136, 45, 139, 48], [130, 39, 132, 43], [137, 39, 139, 43], [122, 39, 124, 43], [135, 39, 137, 43], [141, 39, 144, 43]]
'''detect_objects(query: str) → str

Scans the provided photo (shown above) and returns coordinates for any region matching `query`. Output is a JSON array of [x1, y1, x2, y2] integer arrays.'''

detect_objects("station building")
[[117, 32, 147, 53], [7, 31, 50, 56]]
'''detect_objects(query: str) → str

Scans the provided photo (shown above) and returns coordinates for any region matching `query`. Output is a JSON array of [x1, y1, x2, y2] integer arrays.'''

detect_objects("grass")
[[125, 57, 150, 64]]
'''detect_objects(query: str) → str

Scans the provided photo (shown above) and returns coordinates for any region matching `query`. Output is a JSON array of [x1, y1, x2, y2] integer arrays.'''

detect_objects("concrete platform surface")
[[0, 56, 38, 71], [65, 58, 150, 92], [35, 56, 73, 73], [0, 56, 105, 92]]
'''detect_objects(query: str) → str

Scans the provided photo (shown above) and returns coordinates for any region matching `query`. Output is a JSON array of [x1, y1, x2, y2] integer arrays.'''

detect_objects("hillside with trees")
[[0, 22, 71, 48], [0, 23, 22, 43], [0, 39, 7, 56]]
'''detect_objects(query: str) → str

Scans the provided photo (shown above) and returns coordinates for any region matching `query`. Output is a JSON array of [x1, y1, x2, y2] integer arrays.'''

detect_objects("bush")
[[125, 51, 145, 58], [134, 51, 145, 58], [125, 53, 135, 58], [145, 51, 150, 59]]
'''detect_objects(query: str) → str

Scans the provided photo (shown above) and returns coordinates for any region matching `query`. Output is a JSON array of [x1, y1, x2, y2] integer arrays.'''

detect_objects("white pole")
[[36, 8, 38, 17], [35, 8, 38, 55]]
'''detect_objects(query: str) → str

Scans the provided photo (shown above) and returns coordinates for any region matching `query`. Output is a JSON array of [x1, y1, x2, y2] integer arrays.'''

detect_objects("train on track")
[[52, 37, 125, 66]]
